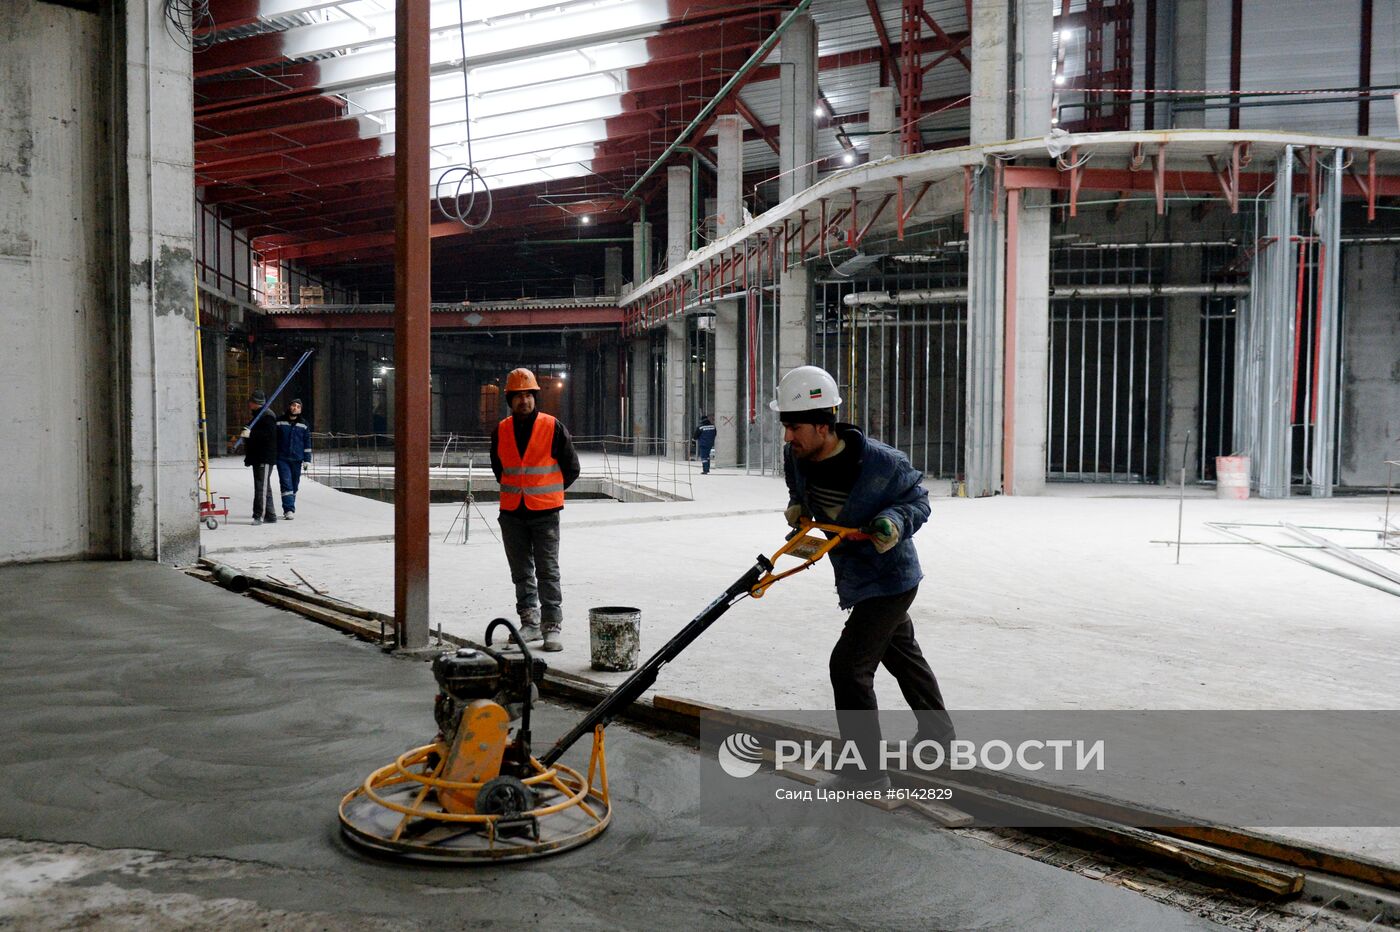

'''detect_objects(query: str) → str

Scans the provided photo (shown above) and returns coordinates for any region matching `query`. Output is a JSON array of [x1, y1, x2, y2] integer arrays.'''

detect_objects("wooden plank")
[[247, 589, 386, 643]]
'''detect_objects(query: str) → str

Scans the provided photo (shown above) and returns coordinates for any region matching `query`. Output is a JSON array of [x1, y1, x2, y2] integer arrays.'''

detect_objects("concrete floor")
[[0, 561, 1222, 930]]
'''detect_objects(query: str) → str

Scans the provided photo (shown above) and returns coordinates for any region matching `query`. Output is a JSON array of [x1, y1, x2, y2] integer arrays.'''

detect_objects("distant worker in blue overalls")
[[693, 414, 716, 474], [276, 398, 313, 520]]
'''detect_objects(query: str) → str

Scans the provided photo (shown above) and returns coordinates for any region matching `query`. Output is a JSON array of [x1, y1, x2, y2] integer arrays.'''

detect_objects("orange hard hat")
[[505, 367, 541, 393]]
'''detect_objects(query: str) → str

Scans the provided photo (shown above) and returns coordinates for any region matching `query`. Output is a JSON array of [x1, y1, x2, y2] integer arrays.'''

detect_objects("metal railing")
[[304, 432, 694, 502]]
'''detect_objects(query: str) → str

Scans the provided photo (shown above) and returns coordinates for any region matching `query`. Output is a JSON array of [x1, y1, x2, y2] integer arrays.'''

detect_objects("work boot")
[[541, 629, 563, 652], [517, 624, 544, 645], [252, 517, 262, 525], [284, 511, 295, 521]]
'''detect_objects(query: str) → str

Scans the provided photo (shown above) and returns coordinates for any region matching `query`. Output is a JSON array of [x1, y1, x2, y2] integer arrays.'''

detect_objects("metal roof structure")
[[195, 0, 976, 295]]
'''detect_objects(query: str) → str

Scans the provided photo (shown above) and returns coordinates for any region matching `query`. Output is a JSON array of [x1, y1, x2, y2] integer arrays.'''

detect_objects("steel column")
[[393, 0, 431, 649], [1310, 148, 1343, 496]]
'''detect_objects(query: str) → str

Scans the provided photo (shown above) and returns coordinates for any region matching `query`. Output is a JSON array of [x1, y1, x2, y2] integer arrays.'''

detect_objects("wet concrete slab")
[[0, 561, 1222, 929]]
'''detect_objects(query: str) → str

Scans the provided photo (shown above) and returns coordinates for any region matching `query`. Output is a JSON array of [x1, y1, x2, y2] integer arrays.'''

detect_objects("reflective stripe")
[[503, 465, 559, 476], [500, 483, 564, 495]]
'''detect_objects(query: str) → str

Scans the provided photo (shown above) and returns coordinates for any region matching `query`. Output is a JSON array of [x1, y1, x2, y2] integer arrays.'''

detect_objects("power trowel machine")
[[338, 520, 867, 863]]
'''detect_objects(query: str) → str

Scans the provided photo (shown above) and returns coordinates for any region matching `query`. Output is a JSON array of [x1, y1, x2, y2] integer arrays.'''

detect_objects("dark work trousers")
[[697, 439, 714, 474], [829, 585, 952, 773], [499, 509, 563, 630], [277, 460, 303, 514], [250, 464, 277, 522]]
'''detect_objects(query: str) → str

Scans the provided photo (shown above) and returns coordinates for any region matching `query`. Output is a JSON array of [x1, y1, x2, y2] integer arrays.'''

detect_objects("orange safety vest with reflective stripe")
[[497, 413, 566, 510]]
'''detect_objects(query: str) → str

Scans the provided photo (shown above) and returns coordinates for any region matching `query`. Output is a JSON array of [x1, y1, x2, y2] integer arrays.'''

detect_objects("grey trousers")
[[250, 464, 277, 521], [499, 509, 563, 630]]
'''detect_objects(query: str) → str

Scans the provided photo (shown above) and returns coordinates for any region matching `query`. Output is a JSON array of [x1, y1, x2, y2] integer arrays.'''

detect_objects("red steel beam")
[[195, 31, 288, 78], [263, 305, 623, 330], [394, 0, 431, 649], [195, 70, 324, 114], [196, 95, 344, 140], [900, 0, 923, 155], [865, 0, 901, 86], [735, 98, 780, 154], [916, 5, 971, 71], [196, 119, 371, 168], [197, 137, 385, 185]]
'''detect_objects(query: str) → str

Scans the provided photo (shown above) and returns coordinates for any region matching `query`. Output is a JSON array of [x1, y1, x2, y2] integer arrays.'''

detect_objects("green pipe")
[[621, 0, 814, 202]]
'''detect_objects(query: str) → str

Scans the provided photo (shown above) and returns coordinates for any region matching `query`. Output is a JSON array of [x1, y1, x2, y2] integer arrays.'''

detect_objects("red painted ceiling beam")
[[195, 67, 323, 113], [200, 154, 395, 203], [196, 31, 288, 78], [263, 305, 623, 330], [196, 94, 343, 140], [258, 199, 632, 261], [197, 115, 366, 164], [197, 136, 384, 185]]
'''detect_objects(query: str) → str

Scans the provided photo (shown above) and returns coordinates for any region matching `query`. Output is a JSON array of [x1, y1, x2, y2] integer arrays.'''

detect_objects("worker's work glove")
[[868, 516, 900, 554], [784, 503, 804, 530], [239, 427, 251, 439]]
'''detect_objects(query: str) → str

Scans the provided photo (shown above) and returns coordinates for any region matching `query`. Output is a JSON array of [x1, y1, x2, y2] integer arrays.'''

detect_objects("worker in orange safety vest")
[[489, 367, 580, 652]]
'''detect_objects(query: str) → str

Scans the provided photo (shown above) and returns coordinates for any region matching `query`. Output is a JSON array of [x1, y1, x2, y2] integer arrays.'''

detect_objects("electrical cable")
[[435, 0, 493, 230], [162, 0, 216, 51]]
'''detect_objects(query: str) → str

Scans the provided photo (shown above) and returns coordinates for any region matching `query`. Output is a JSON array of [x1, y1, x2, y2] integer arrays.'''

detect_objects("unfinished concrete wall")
[[0, 0, 198, 565], [1, 1, 118, 563], [124, 0, 199, 562], [1339, 244, 1400, 487]]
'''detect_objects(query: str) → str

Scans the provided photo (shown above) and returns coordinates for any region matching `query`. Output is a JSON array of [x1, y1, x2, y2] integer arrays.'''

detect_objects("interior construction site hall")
[[7, 0, 1400, 928]]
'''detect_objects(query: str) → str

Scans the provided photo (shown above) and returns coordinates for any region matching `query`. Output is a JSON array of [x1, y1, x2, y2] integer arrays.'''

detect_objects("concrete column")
[[1170, 0, 1208, 128], [125, 0, 199, 562], [1165, 248, 1202, 483], [1007, 4, 1053, 494], [778, 270, 810, 376], [629, 337, 651, 454], [631, 221, 652, 286], [1340, 245, 1400, 486], [711, 114, 743, 468], [778, 13, 817, 201], [868, 86, 897, 162], [715, 115, 743, 235], [666, 165, 691, 270], [1009, 190, 1050, 494], [313, 336, 333, 438], [604, 247, 623, 295], [207, 329, 227, 451], [1014, 0, 1053, 137], [776, 15, 817, 380], [665, 319, 688, 457], [970, 0, 1010, 144]]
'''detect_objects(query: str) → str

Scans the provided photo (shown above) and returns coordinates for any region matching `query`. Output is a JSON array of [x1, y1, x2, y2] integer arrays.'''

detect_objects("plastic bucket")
[[1215, 456, 1250, 500], [589, 606, 641, 672]]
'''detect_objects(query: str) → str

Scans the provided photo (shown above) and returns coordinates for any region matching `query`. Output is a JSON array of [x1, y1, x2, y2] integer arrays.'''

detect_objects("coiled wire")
[[435, 0, 492, 230], [162, 0, 217, 51]]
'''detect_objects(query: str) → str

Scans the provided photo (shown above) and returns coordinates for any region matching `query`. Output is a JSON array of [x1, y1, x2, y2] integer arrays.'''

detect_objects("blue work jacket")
[[784, 425, 929, 609]]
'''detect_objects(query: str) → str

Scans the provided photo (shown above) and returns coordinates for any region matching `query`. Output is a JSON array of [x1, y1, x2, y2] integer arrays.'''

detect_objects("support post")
[[393, 0, 431, 649]]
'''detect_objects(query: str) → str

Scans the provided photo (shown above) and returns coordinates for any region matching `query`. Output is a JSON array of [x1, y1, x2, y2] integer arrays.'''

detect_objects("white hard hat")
[[768, 365, 842, 413]]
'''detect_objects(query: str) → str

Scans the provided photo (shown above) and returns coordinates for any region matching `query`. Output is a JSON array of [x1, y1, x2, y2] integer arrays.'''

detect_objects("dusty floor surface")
[[199, 454, 1400, 867], [0, 561, 1225, 929]]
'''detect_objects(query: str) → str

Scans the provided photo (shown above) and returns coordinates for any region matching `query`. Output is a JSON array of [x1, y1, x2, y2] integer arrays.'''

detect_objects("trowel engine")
[[429, 620, 546, 836]]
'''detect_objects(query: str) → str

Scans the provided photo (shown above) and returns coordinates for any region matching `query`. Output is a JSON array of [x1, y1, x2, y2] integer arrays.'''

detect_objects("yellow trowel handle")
[[749, 519, 869, 599]]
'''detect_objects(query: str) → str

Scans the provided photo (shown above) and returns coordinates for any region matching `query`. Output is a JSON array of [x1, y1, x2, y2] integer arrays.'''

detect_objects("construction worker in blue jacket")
[[774, 365, 953, 790], [275, 398, 312, 520]]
